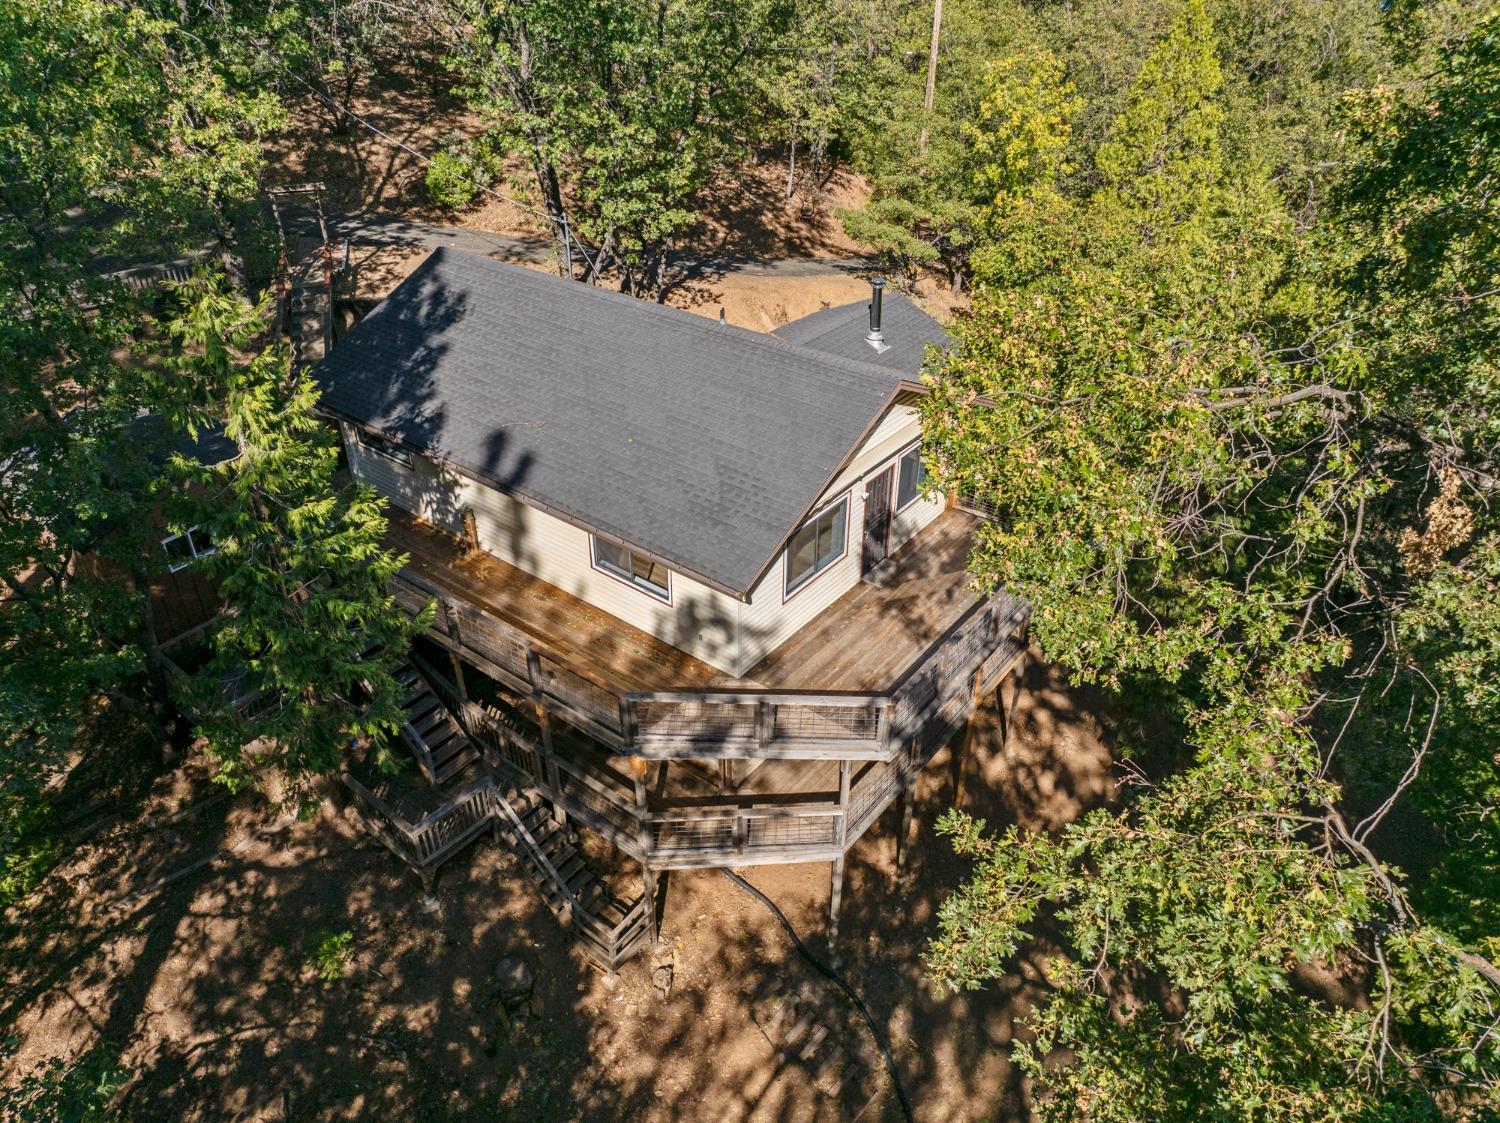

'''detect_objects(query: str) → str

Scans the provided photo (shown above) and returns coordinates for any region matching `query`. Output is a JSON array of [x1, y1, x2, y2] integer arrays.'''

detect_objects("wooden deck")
[[385, 503, 983, 696], [751, 509, 983, 692], [384, 508, 726, 693]]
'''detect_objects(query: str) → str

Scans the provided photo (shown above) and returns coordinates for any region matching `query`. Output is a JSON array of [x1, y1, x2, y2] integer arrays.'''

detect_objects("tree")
[[836, 0, 1044, 287], [168, 288, 425, 799], [434, 0, 802, 295], [920, 3, 1500, 1118], [0, 0, 283, 888], [0, 0, 412, 876]]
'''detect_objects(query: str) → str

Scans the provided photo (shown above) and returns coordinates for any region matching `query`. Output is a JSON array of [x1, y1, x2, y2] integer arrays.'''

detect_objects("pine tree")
[[169, 289, 426, 800]]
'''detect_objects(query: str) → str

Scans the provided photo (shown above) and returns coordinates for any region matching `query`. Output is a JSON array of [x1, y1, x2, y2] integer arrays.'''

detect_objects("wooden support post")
[[829, 853, 845, 944], [954, 669, 985, 805], [448, 652, 468, 701], [837, 761, 851, 849], [642, 863, 659, 945], [630, 757, 652, 859], [1002, 652, 1027, 749], [896, 786, 914, 871]]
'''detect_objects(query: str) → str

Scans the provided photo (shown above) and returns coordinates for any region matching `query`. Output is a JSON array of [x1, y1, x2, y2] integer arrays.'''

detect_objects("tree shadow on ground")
[[3, 654, 1119, 1122]]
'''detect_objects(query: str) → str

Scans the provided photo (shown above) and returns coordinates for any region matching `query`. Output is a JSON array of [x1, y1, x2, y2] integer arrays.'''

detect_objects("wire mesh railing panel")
[[772, 703, 881, 743], [453, 607, 531, 680], [635, 700, 756, 741], [536, 658, 625, 734], [652, 817, 736, 853], [746, 814, 838, 849]]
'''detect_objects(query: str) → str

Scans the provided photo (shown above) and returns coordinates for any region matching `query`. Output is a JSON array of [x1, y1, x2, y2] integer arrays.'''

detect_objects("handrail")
[[646, 803, 843, 824], [625, 690, 888, 705], [395, 569, 627, 702], [342, 774, 423, 843], [394, 560, 1030, 767]]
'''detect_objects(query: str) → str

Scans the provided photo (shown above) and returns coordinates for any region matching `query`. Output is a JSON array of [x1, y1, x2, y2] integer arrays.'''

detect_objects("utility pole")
[[918, 0, 943, 157]]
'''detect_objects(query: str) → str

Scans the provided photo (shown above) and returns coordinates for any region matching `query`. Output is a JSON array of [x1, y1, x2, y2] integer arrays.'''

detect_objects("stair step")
[[555, 852, 585, 883], [434, 748, 478, 784], [405, 704, 442, 734], [434, 739, 474, 767], [412, 707, 449, 739]]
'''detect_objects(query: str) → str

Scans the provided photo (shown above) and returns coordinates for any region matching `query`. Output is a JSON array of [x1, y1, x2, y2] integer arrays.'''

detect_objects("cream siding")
[[735, 398, 945, 672], [343, 423, 743, 674], [344, 391, 944, 680]]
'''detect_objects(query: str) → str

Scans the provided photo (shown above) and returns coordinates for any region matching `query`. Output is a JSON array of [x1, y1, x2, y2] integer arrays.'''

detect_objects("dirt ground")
[[0, 656, 1116, 1122], [261, 44, 968, 337]]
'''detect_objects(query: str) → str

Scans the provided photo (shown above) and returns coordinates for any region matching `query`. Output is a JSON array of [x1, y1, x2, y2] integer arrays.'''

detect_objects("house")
[[313, 249, 1029, 968]]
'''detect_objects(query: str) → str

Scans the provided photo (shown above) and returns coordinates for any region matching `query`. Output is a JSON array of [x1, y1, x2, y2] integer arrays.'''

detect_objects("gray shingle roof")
[[313, 248, 907, 595], [773, 291, 951, 377]]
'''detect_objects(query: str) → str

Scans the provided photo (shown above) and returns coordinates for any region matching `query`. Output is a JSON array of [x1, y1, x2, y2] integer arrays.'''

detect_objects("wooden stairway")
[[396, 661, 479, 786], [489, 785, 636, 941], [352, 659, 651, 970]]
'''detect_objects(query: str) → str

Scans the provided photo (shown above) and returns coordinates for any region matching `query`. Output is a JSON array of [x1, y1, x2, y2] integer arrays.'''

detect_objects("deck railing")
[[394, 569, 1029, 767], [396, 630, 1030, 869], [343, 767, 650, 969]]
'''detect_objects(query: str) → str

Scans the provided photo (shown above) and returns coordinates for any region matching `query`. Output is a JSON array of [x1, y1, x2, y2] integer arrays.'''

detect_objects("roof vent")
[[866, 277, 891, 355]]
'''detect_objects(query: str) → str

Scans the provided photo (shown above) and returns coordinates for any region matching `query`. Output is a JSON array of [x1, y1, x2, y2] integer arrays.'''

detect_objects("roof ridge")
[[417, 247, 911, 390]]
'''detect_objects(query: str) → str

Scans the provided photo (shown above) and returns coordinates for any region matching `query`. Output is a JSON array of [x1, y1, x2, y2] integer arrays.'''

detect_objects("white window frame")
[[783, 492, 850, 599], [895, 442, 929, 512], [162, 525, 216, 573], [354, 426, 413, 468], [590, 535, 673, 603]]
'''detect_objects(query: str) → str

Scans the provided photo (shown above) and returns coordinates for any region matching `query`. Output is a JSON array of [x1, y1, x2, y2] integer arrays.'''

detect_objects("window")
[[896, 444, 928, 511], [354, 426, 413, 468], [591, 535, 671, 601], [784, 495, 848, 597], [161, 525, 216, 572]]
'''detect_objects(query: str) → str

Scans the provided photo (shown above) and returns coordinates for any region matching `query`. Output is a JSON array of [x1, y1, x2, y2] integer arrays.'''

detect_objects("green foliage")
[[964, 51, 1079, 210], [923, 2, 1500, 1118], [0, 1038, 128, 1123], [0, 801, 57, 908], [307, 929, 354, 982], [836, 0, 1043, 284], [166, 287, 425, 799], [443, 0, 805, 292], [1, 0, 281, 859]]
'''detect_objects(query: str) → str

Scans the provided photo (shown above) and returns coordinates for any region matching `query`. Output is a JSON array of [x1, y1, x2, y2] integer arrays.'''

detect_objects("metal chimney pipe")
[[865, 277, 891, 353]]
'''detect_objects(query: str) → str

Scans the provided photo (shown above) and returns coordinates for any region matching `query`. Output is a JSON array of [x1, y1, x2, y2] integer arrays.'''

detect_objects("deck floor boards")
[[750, 510, 982, 692], [384, 502, 981, 697], [384, 509, 726, 694]]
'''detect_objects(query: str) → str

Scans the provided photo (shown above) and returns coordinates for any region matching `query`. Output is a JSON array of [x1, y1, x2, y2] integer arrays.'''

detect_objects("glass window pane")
[[594, 537, 630, 575], [188, 526, 215, 558], [897, 448, 926, 508], [786, 524, 817, 588], [633, 553, 669, 595], [786, 497, 847, 594], [826, 502, 846, 558], [162, 534, 193, 569]]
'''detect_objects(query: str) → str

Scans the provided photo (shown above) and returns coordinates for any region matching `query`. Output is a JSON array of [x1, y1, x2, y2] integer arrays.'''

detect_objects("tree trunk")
[[919, 0, 944, 157]]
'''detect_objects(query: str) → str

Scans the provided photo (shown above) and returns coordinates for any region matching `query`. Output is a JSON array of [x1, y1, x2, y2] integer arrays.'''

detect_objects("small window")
[[354, 426, 413, 468], [162, 525, 216, 572], [896, 444, 929, 511], [591, 535, 671, 601], [785, 495, 848, 597]]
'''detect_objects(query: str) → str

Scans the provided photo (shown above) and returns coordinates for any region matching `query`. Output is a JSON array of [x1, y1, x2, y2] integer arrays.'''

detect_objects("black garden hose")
[[722, 868, 915, 1123]]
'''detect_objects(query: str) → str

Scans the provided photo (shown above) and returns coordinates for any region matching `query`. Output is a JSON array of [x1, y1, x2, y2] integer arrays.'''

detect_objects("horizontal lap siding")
[[343, 424, 743, 675], [736, 400, 945, 673]]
